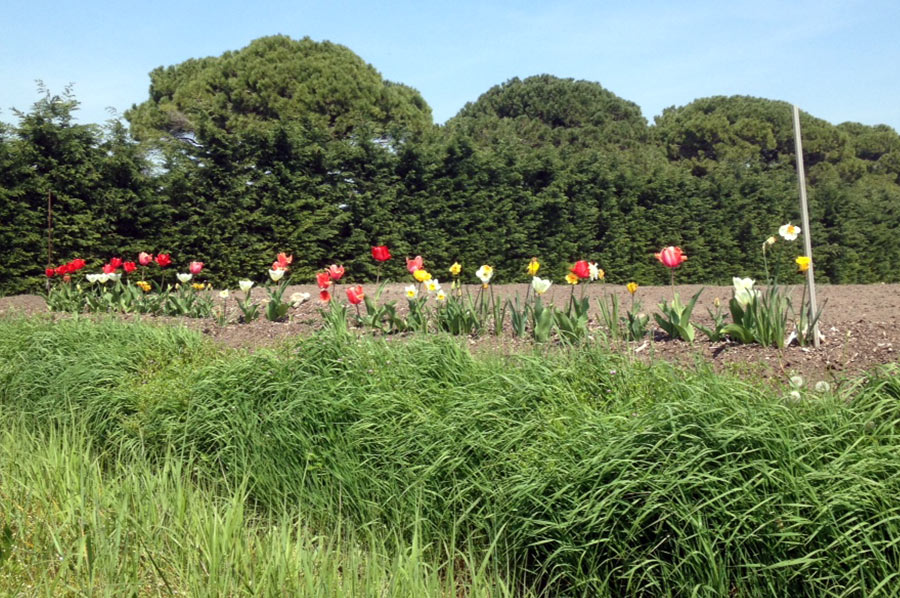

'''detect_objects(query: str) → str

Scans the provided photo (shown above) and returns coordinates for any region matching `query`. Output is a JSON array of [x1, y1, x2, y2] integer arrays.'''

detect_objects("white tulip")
[[531, 276, 552, 295]]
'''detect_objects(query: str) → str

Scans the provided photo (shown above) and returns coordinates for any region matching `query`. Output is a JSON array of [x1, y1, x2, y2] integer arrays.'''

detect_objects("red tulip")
[[70, 258, 86, 270], [108, 257, 123, 270], [102, 263, 116, 274], [45, 267, 55, 277], [571, 260, 591, 279], [319, 289, 332, 303], [54, 265, 67, 276], [316, 272, 332, 289], [655, 246, 687, 268], [155, 253, 172, 267], [272, 253, 292, 271], [327, 264, 345, 281], [371, 245, 391, 262], [189, 261, 204, 274], [123, 261, 137, 273], [138, 252, 153, 266], [406, 255, 423, 273], [346, 285, 364, 305]]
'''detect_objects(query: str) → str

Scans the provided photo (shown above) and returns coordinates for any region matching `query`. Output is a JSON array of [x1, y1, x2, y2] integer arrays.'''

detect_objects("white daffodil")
[[177, 272, 193, 283], [269, 269, 285, 282], [435, 289, 447, 302], [531, 276, 552, 295], [779, 223, 801, 241], [405, 285, 418, 299], [588, 262, 602, 281], [219, 289, 230, 299], [475, 265, 493, 284], [424, 278, 441, 293], [238, 280, 254, 293], [290, 292, 310, 307]]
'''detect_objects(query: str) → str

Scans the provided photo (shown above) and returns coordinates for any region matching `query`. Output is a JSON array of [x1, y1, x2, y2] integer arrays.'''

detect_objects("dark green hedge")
[[2, 42, 899, 296]]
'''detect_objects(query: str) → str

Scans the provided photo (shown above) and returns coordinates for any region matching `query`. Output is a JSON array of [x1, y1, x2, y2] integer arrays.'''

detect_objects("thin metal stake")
[[792, 105, 820, 348]]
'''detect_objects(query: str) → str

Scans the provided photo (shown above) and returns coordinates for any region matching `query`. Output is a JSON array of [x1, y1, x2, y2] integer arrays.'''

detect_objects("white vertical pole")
[[792, 105, 820, 348]]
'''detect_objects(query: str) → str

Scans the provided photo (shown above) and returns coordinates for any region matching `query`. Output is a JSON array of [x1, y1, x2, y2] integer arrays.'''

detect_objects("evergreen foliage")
[[2, 38, 900, 295], [0, 85, 156, 294]]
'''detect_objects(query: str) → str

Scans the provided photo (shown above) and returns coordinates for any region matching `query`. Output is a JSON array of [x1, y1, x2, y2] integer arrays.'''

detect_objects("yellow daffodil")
[[413, 269, 432, 283], [526, 257, 540, 276], [796, 256, 811, 272], [565, 272, 579, 285], [449, 262, 462, 276], [626, 282, 638, 295], [192, 283, 205, 291]]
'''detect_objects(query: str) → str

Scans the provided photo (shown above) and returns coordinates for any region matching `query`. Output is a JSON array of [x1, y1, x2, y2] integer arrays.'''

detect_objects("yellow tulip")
[[626, 282, 638, 295], [796, 256, 811, 272], [413, 269, 432, 282], [526, 257, 540, 276]]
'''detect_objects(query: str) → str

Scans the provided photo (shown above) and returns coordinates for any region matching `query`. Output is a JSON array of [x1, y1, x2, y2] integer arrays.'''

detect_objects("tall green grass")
[[0, 413, 519, 597], [1, 315, 899, 596]]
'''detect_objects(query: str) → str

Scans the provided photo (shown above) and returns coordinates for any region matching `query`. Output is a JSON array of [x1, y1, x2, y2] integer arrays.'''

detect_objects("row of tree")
[[2, 35, 899, 296]]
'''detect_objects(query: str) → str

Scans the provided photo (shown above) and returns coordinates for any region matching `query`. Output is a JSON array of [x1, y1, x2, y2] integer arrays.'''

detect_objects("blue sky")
[[2, 0, 899, 131]]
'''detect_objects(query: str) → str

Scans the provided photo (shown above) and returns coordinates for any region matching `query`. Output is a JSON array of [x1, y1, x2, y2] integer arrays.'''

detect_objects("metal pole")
[[792, 105, 820, 348], [46, 191, 53, 293]]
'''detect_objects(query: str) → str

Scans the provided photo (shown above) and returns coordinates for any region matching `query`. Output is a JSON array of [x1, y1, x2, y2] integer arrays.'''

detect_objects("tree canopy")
[[2, 38, 899, 295]]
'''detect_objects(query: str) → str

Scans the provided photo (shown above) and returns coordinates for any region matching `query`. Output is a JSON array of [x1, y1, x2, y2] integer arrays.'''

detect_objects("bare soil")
[[2, 283, 898, 387]]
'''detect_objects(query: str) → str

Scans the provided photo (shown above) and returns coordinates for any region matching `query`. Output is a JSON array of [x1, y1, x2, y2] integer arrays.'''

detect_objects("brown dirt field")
[[2, 283, 898, 387]]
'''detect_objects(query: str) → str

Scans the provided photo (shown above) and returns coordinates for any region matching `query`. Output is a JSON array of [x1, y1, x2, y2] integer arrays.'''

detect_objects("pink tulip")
[[327, 264, 345, 281], [655, 246, 687, 269], [406, 255, 423, 273], [346, 285, 364, 305], [189, 261, 204, 274]]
